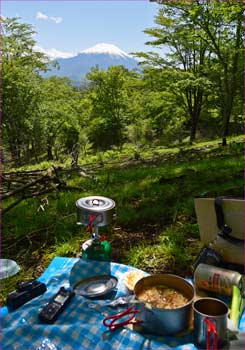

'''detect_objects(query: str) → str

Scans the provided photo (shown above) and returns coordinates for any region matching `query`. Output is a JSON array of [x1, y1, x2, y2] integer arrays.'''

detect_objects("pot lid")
[[76, 196, 115, 212], [73, 275, 118, 297]]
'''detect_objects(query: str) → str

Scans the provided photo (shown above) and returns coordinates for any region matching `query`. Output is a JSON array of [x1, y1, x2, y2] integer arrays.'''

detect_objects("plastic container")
[[0, 259, 20, 279]]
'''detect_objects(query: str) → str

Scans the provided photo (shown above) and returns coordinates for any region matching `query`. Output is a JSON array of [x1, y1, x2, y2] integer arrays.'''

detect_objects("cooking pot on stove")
[[76, 196, 115, 227], [133, 274, 195, 336]]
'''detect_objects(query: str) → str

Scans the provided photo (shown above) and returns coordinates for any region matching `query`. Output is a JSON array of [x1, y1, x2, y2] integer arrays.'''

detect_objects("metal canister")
[[194, 263, 243, 296], [76, 196, 115, 227]]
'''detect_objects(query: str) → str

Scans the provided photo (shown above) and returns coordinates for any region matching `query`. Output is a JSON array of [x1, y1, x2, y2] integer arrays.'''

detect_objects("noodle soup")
[[137, 285, 189, 309], [134, 274, 195, 335]]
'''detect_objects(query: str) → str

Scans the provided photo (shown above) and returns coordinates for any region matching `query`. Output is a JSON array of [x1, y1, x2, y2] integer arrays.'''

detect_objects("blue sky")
[[2, 1, 160, 58]]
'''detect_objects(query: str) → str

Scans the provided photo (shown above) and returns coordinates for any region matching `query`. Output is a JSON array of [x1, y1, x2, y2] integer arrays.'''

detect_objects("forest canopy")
[[2, 0, 244, 167]]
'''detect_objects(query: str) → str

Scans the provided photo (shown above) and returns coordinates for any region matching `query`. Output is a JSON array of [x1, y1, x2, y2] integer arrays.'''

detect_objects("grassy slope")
[[1, 137, 244, 304]]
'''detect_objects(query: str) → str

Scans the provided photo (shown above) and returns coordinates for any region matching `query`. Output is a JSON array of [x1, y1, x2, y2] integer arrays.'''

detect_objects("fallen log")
[[2, 174, 49, 199], [2, 166, 85, 214]]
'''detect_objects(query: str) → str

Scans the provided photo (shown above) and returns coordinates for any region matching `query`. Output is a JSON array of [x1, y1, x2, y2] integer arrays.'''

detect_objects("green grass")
[[126, 224, 203, 275], [1, 136, 244, 304]]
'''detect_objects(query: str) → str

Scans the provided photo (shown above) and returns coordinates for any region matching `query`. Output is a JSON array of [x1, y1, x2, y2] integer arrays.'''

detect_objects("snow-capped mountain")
[[43, 43, 138, 84], [81, 43, 130, 58]]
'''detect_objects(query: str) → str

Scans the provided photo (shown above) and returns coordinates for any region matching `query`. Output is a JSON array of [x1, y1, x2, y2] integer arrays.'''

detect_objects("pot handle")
[[204, 318, 218, 350], [103, 306, 142, 331]]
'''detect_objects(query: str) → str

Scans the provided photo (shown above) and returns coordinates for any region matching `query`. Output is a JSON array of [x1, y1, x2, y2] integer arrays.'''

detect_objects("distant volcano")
[[43, 43, 139, 84]]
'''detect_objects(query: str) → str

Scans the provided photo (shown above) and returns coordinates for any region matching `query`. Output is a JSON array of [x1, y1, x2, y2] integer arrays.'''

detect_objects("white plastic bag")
[[0, 259, 20, 279]]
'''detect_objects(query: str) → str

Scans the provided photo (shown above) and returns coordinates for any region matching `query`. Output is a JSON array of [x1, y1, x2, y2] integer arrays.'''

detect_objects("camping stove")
[[76, 196, 115, 261]]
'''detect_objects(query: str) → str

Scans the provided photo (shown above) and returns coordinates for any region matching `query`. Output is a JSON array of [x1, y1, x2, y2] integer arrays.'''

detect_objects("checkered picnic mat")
[[1, 257, 244, 350]]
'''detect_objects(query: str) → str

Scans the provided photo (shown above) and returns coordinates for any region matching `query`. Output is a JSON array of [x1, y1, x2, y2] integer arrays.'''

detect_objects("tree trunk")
[[189, 115, 198, 145], [47, 146, 53, 161], [221, 100, 231, 146], [12, 141, 22, 165], [31, 139, 39, 162], [47, 139, 54, 161], [187, 89, 203, 145], [221, 14, 242, 146], [221, 67, 235, 147]]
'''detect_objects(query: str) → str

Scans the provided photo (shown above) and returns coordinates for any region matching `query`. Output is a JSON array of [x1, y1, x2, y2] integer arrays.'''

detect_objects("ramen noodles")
[[137, 285, 189, 309]]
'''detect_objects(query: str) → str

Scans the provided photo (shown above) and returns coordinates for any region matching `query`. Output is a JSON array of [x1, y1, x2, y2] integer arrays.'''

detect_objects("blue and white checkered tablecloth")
[[1, 257, 244, 350]]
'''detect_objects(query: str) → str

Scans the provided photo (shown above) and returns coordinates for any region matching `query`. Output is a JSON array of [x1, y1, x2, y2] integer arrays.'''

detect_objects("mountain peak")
[[43, 43, 138, 84], [81, 43, 129, 58]]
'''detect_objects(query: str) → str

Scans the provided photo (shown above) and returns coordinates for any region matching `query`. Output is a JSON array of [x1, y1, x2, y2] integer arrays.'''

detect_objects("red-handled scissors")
[[103, 306, 142, 331]]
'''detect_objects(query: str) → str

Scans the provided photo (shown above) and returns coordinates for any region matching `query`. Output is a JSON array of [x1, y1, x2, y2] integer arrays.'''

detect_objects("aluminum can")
[[194, 263, 243, 296]]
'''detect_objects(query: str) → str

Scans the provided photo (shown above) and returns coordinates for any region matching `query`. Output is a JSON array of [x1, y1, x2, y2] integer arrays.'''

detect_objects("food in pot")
[[137, 285, 189, 309], [124, 270, 146, 292]]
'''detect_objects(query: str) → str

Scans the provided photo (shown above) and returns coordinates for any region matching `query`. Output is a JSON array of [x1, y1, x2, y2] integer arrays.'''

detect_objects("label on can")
[[194, 263, 243, 296]]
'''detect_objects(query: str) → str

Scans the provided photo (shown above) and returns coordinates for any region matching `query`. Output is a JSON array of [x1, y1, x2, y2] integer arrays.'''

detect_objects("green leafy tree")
[[2, 17, 49, 164], [135, 4, 212, 144], [146, 0, 243, 145], [123, 67, 187, 145], [39, 77, 81, 161], [123, 70, 155, 146], [188, 0, 244, 145], [86, 66, 129, 150]]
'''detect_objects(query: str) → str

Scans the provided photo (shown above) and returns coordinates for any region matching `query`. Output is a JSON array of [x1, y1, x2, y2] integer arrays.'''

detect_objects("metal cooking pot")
[[76, 196, 115, 227], [133, 274, 195, 336]]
